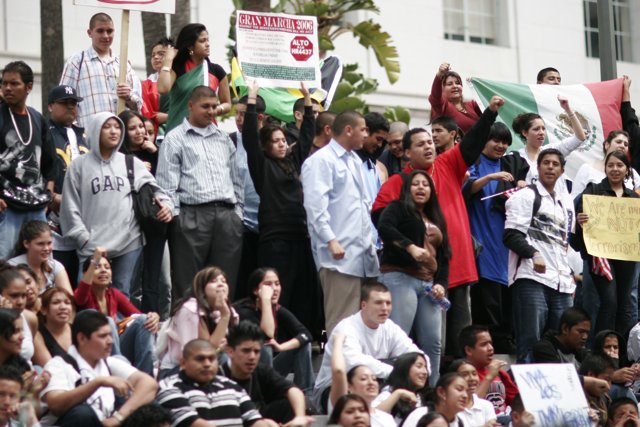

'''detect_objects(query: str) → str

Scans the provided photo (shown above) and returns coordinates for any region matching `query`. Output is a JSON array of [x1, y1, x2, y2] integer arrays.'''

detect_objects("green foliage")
[[329, 62, 377, 115], [383, 106, 411, 124]]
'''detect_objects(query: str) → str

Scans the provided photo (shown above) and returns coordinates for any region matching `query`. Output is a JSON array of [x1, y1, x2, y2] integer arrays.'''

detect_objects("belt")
[[182, 201, 235, 209]]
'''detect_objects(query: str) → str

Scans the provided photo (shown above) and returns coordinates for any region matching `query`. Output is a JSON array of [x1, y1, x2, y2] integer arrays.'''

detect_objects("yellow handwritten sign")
[[583, 194, 640, 261]]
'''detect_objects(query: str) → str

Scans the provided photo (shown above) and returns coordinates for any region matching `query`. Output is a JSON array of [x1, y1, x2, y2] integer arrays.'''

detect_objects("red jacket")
[[75, 280, 140, 320]]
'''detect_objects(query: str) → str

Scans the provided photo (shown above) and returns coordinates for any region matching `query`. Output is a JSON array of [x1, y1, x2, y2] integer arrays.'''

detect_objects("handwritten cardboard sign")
[[236, 10, 320, 89], [582, 194, 640, 261], [512, 364, 591, 427], [73, 0, 175, 14]]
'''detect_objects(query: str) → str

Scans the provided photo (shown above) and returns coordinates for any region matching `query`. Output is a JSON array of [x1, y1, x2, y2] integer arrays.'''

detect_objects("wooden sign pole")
[[117, 9, 130, 114]]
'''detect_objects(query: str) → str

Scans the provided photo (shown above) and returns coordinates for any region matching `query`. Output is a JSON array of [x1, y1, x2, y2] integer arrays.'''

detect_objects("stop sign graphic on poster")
[[290, 36, 313, 61]]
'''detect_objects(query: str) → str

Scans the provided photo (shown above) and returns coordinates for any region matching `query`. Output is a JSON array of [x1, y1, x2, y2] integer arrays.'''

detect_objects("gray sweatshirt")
[[60, 112, 173, 259]]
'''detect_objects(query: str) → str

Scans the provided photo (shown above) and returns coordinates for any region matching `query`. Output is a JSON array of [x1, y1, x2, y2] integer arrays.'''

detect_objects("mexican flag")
[[469, 77, 623, 178]]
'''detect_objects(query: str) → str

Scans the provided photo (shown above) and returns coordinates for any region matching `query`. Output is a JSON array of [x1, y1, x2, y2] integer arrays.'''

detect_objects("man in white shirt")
[[40, 311, 158, 427], [312, 281, 420, 412], [301, 111, 379, 335]]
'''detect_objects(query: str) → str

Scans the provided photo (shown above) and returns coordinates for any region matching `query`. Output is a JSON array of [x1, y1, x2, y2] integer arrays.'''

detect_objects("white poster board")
[[236, 10, 321, 89], [511, 364, 591, 427], [73, 0, 175, 13]]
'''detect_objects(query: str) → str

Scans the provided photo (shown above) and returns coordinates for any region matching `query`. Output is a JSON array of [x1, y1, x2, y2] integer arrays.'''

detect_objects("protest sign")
[[582, 194, 640, 261], [512, 364, 591, 427], [236, 10, 321, 89], [73, 0, 175, 13]]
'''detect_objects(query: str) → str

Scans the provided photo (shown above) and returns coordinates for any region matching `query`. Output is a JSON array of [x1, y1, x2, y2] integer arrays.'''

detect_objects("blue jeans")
[[582, 260, 638, 336], [119, 314, 154, 375], [109, 247, 143, 298], [0, 207, 46, 259], [511, 278, 573, 362], [380, 271, 442, 385], [261, 343, 315, 394]]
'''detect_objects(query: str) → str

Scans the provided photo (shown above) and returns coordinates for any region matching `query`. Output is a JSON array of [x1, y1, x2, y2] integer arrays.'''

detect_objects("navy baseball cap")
[[48, 85, 83, 104]]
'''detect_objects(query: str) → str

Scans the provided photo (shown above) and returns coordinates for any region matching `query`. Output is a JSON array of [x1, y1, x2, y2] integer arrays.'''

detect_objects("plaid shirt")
[[59, 47, 142, 127]]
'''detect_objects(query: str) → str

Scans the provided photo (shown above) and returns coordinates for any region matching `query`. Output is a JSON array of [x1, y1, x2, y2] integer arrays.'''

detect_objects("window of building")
[[443, 0, 502, 46], [583, 0, 633, 62]]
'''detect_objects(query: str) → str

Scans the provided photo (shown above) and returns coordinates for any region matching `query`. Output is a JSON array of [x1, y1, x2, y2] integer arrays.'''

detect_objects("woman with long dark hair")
[[242, 81, 320, 338], [37, 287, 74, 363], [329, 394, 371, 427], [234, 267, 314, 392], [574, 150, 640, 336], [377, 170, 451, 383], [431, 373, 468, 426], [157, 23, 231, 131]]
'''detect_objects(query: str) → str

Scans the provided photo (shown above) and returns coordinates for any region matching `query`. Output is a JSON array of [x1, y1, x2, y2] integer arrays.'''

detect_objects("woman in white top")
[[448, 360, 496, 427], [330, 333, 396, 427], [9, 220, 72, 296], [512, 95, 586, 194], [571, 130, 640, 198], [433, 373, 468, 427]]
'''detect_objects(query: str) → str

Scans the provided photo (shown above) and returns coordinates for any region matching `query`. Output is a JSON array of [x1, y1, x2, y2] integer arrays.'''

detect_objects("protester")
[[243, 82, 320, 335], [328, 395, 371, 427], [301, 111, 379, 335], [448, 359, 497, 427], [60, 112, 173, 297], [415, 412, 449, 427], [378, 122, 408, 177], [284, 94, 321, 147], [59, 13, 142, 127], [158, 266, 238, 378], [579, 355, 615, 426], [329, 333, 396, 427], [463, 122, 528, 353], [431, 373, 468, 426], [220, 321, 314, 425], [15, 264, 40, 313], [156, 339, 271, 427], [156, 86, 243, 300], [0, 61, 55, 260], [141, 37, 174, 136], [0, 308, 30, 374], [37, 287, 74, 364], [428, 62, 482, 133], [158, 23, 231, 132], [503, 148, 576, 361], [536, 67, 561, 85], [310, 111, 336, 155], [45, 84, 88, 287], [373, 96, 503, 358], [621, 75, 640, 174], [74, 247, 159, 375], [608, 397, 640, 427], [312, 281, 420, 413], [234, 268, 314, 393], [531, 307, 591, 369], [511, 95, 586, 194], [122, 404, 172, 427], [9, 220, 72, 295], [573, 151, 639, 336], [377, 170, 450, 382]]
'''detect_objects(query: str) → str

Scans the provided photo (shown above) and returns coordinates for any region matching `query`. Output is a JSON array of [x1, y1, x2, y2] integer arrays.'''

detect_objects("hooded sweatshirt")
[[60, 112, 172, 259]]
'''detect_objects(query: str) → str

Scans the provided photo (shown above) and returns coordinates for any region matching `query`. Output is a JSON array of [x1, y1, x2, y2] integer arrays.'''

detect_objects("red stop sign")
[[290, 36, 313, 62]]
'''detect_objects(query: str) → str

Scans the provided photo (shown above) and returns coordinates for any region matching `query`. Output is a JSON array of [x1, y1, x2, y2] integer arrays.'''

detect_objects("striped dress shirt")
[[59, 47, 142, 127], [157, 118, 244, 218]]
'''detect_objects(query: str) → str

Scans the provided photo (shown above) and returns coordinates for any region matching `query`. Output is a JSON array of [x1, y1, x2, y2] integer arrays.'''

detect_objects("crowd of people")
[[2, 9, 640, 427]]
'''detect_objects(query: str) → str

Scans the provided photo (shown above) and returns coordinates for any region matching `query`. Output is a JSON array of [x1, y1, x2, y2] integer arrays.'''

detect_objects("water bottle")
[[424, 283, 451, 311]]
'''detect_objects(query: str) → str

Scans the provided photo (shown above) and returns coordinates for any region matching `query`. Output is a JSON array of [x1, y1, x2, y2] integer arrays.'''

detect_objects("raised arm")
[[459, 96, 502, 166], [558, 95, 586, 142], [243, 81, 266, 194], [330, 333, 349, 407], [428, 63, 449, 116], [157, 47, 178, 95], [296, 82, 315, 162], [621, 76, 640, 166]]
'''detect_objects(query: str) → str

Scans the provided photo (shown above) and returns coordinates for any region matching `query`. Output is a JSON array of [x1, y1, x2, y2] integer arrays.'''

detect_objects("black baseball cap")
[[48, 85, 83, 104]]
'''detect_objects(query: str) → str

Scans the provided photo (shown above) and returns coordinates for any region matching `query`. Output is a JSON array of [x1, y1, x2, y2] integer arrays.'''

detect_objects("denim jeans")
[[582, 260, 638, 336], [260, 343, 315, 394], [0, 207, 46, 259], [55, 403, 102, 427], [511, 278, 573, 361], [379, 271, 442, 385], [119, 314, 155, 375], [109, 247, 143, 298]]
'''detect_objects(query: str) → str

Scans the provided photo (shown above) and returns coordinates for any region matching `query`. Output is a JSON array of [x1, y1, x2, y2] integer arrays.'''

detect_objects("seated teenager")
[[579, 354, 615, 426], [220, 321, 314, 425], [608, 397, 640, 427], [0, 365, 41, 427], [40, 310, 158, 427], [328, 395, 371, 427], [448, 359, 497, 427], [37, 287, 75, 363], [156, 339, 272, 427], [74, 247, 159, 375], [531, 307, 591, 369], [157, 266, 238, 378], [0, 309, 30, 375], [234, 268, 314, 393], [14, 264, 41, 314]]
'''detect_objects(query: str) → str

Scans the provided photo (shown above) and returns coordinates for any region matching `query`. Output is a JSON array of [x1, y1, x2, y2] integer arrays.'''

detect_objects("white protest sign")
[[73, 0, 175, 13], [511, 364, 591, 427], [236, 10, 321, 89]]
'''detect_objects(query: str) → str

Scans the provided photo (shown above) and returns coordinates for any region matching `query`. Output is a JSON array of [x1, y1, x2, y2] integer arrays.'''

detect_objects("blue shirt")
[[235, 133, 260, 233], [301, 140, 379, 277], [465, 154, 508, 285]]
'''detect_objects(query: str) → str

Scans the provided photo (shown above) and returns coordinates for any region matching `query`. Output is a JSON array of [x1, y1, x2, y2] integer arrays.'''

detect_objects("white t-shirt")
[[457, 394, 497, 427], [8, 254, 65, 291], [40, 346, 137, 426]]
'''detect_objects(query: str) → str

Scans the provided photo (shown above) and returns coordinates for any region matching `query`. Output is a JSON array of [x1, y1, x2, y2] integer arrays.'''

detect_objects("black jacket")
[[47, 120, 87, 194]]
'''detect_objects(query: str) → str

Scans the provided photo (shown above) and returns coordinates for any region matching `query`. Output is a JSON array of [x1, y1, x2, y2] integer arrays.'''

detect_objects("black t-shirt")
[[219, 362, 293, 409]]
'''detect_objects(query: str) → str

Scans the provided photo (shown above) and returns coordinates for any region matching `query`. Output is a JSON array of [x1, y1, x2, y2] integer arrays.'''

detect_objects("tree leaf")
[[384, 106, 411, 124], [351, 19, 400, 84], [319, 35, 335, 51], [335, 81, 355, 99], [329, 96, 366, 113]]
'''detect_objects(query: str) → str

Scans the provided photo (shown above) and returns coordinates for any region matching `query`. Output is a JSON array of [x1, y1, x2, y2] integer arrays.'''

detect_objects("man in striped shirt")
[[156, 86, 244, 300], [156, 340, 271, 427]]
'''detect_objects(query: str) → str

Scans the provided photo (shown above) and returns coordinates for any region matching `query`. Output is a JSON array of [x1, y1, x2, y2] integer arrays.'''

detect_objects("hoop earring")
[[189, 50, 194, 55]]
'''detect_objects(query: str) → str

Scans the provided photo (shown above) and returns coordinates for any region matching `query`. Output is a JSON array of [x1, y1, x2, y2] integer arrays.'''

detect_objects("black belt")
[[183, 201, 235, 209]]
